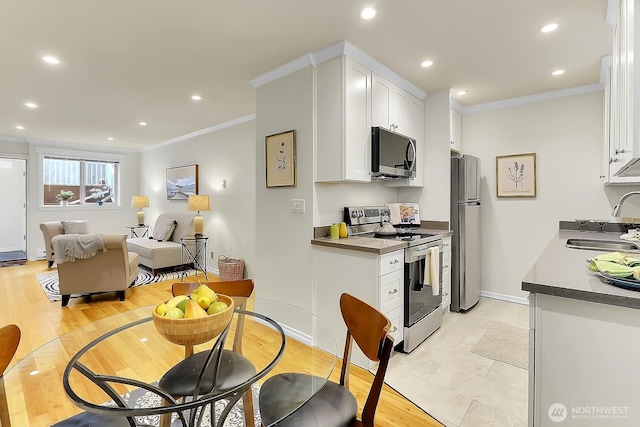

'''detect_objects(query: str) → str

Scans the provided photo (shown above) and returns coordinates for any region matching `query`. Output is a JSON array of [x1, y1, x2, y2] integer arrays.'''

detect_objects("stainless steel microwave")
[[371, 127, 416, 179]]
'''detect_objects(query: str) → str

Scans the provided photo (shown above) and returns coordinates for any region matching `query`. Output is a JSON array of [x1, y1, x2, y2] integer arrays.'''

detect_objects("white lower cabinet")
[[441, 236, 452, 312], [529, 293, 640, 426], [314, 246, 404, 369]]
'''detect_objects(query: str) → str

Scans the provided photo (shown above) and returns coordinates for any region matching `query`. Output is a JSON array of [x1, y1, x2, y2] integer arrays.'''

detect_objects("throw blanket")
[[51, 234, 106, 264]]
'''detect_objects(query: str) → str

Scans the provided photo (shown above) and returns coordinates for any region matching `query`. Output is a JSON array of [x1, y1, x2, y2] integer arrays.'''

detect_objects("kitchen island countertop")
[[522, 229, 640, 310], [311, 229, 454, 255]]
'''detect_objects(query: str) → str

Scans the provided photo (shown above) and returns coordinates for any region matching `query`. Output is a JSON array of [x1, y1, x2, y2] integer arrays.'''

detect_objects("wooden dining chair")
[[258, 293, 394, 427], [159, 279, 255, 427], [0, 324, 21, 427]]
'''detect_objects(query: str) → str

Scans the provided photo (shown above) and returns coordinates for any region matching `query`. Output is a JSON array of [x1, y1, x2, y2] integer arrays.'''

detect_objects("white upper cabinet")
[[372, 73, 415, 137], [604, 0, 640, 182], [450, 108, 462, 153], [316, 56, 372, 183]]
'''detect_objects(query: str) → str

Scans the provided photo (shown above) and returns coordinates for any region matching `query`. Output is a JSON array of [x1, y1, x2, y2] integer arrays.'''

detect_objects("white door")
[[0, 158, 27, 259]]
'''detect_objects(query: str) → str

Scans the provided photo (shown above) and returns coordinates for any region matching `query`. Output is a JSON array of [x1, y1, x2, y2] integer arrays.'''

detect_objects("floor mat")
[[471, 322, 529, 369], [35, 266, 199, 302]]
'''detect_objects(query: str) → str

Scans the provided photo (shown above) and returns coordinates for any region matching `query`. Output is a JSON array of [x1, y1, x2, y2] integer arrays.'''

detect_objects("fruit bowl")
[[152, 294, 234, 346]]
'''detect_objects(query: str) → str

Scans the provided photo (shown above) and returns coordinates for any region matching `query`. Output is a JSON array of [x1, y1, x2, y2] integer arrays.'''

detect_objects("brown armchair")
[[57, 235, 139, 306]]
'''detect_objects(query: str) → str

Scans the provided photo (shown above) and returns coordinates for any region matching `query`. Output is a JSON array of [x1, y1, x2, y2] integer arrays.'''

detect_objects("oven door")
[[405, 242, 443, 327]]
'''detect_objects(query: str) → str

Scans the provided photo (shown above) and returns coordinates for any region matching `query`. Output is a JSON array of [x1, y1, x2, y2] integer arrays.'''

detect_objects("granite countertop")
[[311, 228, 454, 255], [522, 230, 640, 309]]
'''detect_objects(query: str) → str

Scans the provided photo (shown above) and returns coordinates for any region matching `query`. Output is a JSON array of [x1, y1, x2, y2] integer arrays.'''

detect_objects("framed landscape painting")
[[496, 153, 536, 198], [166, 164, 198, 200], [265, 130, 296, 188]]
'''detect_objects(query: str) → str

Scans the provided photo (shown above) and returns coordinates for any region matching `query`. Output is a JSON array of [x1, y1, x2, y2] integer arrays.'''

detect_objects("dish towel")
[[429, 246, 440, 295]]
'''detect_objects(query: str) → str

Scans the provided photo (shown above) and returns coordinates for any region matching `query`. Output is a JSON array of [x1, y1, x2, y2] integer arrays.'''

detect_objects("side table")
[[126, 225, 149, 238], [180, 235, 208, 280]]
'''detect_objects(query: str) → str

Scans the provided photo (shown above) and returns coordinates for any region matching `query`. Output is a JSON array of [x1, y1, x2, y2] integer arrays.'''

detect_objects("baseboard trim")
[[253, 316, 312, 346], [480, 290, 529, 306]]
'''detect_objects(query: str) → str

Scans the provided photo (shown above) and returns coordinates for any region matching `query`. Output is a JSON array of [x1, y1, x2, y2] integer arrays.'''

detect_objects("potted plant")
[[56, 190, 74, 206]]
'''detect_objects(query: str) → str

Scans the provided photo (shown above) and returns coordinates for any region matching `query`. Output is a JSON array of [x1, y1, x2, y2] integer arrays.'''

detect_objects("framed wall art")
[[265, 130, 296, 188], [166, 164, 198, 200], [496, 153, 536, 198]]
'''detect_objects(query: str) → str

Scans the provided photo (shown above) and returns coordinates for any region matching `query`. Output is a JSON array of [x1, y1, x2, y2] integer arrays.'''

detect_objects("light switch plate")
[[291, 199, 305, 213]]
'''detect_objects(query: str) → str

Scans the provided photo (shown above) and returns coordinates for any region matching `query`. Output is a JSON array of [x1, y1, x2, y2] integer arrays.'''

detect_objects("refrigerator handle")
[[459, 200, 482, 206]]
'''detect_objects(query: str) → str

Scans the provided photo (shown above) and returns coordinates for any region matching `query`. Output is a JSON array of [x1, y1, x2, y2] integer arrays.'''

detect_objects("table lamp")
[[131, 195, 150, 225], [188, 195, 210, 236]]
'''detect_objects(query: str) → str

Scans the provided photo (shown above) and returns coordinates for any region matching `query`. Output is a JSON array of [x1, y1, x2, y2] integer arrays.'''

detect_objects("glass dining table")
[[3, 298, 337, 427]]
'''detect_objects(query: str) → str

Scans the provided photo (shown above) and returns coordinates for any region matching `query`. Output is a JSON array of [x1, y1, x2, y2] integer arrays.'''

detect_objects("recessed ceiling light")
[[15, 125, 25, 130], [539, 22, 558, 33], [42, 55, 60, 65], [360, 7, 376, 20], [139, 121, 148, 126], [421, 60, 434, 68], [191, 95, 202, 101], [24, 102, 38, 109], [456, 90, 467, 96], [551, 69, 565, 76], [107, 137, 114, 141]]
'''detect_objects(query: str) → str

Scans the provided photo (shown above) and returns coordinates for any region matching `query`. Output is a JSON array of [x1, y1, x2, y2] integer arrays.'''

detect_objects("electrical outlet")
[[210, 251, 214, 260], [291, 199, 305, 213]]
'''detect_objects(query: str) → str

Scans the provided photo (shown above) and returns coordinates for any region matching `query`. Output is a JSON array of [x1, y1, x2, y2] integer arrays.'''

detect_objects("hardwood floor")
[[1, 261, 442, 426]]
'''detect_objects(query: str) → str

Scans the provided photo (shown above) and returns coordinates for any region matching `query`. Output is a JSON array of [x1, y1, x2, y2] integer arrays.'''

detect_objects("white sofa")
[[126, 212, 195, 274]]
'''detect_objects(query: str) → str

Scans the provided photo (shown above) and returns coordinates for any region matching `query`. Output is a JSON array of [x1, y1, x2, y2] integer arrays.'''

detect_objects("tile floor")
[[385, 297, 529, 427]]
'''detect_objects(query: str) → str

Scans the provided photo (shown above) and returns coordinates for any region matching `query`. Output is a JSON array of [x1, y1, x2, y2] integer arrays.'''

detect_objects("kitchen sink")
[[565, 238, 640, 253]]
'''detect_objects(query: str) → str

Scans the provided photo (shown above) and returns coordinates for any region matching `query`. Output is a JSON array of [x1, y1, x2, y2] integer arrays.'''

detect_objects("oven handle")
[[406, 243, 442, 263]]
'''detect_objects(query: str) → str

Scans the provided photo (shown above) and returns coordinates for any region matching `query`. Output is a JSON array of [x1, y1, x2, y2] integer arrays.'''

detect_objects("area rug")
[[471, 322, 529, 369], [35, 267, 198, 302], [54, 382, 261, 427]]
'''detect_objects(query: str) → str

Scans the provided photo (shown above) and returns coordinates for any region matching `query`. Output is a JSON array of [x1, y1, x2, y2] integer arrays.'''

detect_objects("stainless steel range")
[[344, 206, 443, 352]]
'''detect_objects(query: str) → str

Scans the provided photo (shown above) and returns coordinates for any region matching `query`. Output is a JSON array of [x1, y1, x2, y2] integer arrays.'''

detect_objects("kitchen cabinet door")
[[372, 73, 415, 137], [450, 108, 462, 153], [316, 55, 372, 183]]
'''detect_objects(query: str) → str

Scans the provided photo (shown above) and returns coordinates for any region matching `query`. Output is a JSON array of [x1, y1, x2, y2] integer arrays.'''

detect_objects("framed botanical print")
[[265, 130, 296, 188], [496, 153, 536, 198]]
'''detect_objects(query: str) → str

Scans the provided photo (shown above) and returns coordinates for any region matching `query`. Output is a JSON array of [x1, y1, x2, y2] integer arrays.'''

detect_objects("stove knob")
[[351, 211, 357, 218]]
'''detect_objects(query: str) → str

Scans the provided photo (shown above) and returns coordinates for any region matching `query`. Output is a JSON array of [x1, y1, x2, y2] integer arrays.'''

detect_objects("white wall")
[[139, 119, 256, 277], [255, 67, 315, 317], [462, 91, 640, 300]]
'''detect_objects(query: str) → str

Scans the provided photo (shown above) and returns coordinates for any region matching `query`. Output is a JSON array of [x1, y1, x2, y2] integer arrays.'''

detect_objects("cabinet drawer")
[[379, 250, 404, 276], [385, 304, 404, 345], [442, 251, 451, 276], [442, 237, 452, 253], [379, 269, 404, 313]]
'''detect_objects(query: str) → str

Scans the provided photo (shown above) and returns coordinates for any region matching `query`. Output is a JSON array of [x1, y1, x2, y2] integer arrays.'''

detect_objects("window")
[[42, 155, 119, 206]]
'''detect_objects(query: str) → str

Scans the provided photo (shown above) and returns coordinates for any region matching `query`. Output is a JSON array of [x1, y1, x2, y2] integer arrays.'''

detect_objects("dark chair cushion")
[[259, 373, 358, 427], [159, 349, 256, 397], [51, 411, 134, 426]]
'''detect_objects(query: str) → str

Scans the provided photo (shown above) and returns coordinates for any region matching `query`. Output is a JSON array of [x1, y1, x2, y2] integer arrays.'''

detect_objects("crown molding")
[[142, 113, 257, 152], [462, 84, 603, 114], [249, 40, 427, 100]]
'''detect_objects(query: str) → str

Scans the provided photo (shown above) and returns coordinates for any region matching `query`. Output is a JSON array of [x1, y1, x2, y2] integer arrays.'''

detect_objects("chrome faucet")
[[611, 191, 640, 216]]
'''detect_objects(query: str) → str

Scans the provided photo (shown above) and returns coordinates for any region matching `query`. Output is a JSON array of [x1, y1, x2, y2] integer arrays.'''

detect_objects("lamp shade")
[[131, 195, 150, 208], [187, 195, 210, 212]]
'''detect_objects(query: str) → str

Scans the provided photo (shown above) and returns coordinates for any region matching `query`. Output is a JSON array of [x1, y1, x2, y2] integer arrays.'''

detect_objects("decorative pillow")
[[153, 218, 177, 241], [61, 220, 89, 235]]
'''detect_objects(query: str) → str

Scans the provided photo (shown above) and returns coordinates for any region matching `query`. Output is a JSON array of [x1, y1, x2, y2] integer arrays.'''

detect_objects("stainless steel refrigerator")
[[450, 154, 481, 312]]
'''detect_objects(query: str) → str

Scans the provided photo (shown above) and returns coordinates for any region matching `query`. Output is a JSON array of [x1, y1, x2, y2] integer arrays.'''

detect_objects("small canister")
[[339, 222, 348, 238], [330, 223, 339, 240]]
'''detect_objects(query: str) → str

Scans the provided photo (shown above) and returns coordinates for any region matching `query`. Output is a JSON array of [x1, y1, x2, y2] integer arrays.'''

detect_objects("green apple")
[[165, 307, 185, 319], [207, 301, 228, 315], [177, 299, 189, 313]]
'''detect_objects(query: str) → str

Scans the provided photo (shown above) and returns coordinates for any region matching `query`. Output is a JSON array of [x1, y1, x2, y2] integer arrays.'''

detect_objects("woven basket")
[[152, 294, 234, 346], [218, 255, 245, 281]]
